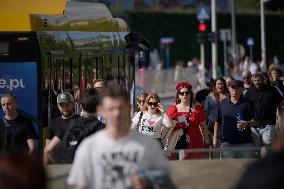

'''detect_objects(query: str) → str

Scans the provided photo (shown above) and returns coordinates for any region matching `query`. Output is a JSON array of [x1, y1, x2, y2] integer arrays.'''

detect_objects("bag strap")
[[138, 112, 143, 126], [274, 85, 283, 97], [136, 112, 143, 131]]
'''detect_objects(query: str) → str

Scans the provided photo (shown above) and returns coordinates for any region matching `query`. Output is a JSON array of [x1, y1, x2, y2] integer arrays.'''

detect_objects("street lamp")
[[261, 0, 270, 71]]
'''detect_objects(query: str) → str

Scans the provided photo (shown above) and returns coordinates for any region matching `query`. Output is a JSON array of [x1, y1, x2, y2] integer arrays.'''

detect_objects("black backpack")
[[58, 117, 105, 163]]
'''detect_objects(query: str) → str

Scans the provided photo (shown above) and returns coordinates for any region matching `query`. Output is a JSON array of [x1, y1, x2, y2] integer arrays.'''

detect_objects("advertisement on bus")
[[0, 62, 38, 120]]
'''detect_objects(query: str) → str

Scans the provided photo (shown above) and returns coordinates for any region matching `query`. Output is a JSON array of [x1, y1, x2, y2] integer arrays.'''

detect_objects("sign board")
[[219, 29, 231, 41], [160, 37, 174, 44], [0, 62, 38, 118], [197, 7, 210, 21], [246, 37, 254, 46]]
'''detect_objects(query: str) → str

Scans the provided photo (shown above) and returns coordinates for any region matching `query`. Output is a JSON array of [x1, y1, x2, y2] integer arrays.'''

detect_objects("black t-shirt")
[[217, 97, 254, 144], [46, 114, 80, 140], [271, 80, 284, 96], [55, 116, 105, 140], [244, 85, 281, 125], [196, 88, 210, 105], [0, 114, 38, 153]]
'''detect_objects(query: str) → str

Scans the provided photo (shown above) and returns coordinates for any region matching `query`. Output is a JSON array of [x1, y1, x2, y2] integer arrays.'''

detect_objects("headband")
[[176, 81, 192, 91]]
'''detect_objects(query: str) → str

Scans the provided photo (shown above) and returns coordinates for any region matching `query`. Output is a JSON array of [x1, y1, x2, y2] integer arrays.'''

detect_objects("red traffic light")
[[198, 23, 206, 32]]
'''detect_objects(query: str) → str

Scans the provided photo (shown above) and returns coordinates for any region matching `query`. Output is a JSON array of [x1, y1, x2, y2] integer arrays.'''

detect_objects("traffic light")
[[197, 32, 206, 43], [207, 32, 218, 43], [198, 23, 207, 32]]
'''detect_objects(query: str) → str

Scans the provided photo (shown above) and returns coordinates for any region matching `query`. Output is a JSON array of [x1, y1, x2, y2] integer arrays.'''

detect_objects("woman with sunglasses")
[[131, 93, 173, 146], [167, 82, 209, 159], [204, 77, 228, 147]]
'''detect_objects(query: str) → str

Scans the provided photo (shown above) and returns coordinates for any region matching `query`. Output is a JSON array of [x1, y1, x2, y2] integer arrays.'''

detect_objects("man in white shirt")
[[68, 86, 169, 189]]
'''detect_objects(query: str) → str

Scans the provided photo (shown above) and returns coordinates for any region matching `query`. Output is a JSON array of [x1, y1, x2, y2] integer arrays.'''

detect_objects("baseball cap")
[[229, 80, 243, 88], [57, 92, 75, 104], [205, 77, 214, 86]]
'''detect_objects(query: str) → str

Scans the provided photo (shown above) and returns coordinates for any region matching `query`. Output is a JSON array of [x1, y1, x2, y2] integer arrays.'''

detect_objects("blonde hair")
[[136, 93, 147, 111]]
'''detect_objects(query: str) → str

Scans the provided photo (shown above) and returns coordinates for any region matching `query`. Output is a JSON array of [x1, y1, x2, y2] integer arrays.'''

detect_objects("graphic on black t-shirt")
[[99, 151, 139, 189]]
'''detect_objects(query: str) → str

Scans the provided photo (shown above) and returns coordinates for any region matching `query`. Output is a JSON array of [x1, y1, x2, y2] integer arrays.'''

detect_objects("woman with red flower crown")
[[167, 81, 209, 159]]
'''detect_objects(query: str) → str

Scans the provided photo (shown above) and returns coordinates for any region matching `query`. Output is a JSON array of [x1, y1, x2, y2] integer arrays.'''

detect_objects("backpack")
[[58, 117, 105, 163]]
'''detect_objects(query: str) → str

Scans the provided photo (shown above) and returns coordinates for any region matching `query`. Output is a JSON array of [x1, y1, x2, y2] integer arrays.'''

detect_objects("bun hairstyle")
[[144, 93, 161, 113]]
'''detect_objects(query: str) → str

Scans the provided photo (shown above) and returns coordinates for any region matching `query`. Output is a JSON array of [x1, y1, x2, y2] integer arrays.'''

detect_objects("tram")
[[0, 0, 150, 148]]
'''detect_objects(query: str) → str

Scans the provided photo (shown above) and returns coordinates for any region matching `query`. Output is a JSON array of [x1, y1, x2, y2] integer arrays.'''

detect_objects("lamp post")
[[211, 0, 217, 79], [261, 0, 270, 71]]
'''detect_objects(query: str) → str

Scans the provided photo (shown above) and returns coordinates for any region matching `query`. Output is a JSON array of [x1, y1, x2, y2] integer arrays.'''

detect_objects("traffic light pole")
[[260, 0, 267, 71], [200, 43, 205, 87], [211, 0, 217, 78]]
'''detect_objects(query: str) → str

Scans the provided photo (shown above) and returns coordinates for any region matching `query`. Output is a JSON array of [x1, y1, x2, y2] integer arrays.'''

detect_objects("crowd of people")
[[0, 65, 284, 188]]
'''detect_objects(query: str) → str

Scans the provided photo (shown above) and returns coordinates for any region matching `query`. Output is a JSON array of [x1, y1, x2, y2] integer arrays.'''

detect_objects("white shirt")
[[132, 112, 166, 138], [67, 130, 168, 189]]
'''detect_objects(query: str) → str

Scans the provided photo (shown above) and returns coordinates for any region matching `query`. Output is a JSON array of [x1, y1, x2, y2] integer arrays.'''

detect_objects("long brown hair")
[[213, 77, 228, 102], [175, 85, 193, 116], [144, 93, 161, 113]]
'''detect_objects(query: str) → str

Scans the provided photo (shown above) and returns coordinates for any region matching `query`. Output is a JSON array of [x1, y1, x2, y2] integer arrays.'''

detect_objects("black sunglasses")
[[148, 102, 159, 107], [179, 91, 190, 96]]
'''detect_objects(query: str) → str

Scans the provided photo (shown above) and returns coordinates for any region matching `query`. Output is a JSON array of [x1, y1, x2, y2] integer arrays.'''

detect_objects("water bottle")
[[236, 112, 245, 132]]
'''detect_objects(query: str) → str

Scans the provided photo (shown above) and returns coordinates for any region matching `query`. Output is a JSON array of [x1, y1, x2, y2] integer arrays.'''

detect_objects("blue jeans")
[[221, 142, 254, 159]]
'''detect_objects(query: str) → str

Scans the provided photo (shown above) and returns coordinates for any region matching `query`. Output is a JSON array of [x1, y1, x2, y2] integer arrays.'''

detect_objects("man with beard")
[[43, 92, 79, 164], [244, 72, 281, 147]]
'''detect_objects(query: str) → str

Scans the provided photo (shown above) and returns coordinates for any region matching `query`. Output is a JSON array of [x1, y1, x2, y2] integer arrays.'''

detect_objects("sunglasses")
[[179, 91, 190, 96], [137, 100, 145, 103], [148, 102, 159, 107]]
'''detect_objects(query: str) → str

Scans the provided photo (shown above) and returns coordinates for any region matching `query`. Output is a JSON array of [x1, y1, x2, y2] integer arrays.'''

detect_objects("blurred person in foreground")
[[233, 124, 284, 189], [0, 153, 46, 189], [68, 86, 174, 189]]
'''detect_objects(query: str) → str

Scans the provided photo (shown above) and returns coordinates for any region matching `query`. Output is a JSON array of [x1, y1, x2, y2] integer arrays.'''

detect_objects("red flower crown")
[[176, 81, 192, 91]]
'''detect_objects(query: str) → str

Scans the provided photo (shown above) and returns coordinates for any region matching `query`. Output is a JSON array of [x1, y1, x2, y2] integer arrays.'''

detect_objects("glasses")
[[148, 102, 159, 107], [179, 91, 190, 96]]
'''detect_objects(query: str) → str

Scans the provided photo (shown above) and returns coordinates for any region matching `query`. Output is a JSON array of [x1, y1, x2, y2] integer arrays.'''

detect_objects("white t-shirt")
[[67, 130, 168, 189], [132, 111, 166, 138]]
